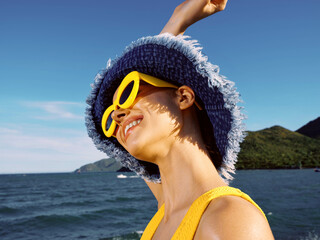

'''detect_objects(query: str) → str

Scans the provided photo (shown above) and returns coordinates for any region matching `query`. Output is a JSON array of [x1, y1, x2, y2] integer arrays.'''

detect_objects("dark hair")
[[196, 106, 223, 171], [169, 87, 223, 171]]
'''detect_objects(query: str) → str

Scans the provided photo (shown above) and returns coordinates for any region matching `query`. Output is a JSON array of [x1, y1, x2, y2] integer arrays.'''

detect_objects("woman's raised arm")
[[160, 0, 228, 36]]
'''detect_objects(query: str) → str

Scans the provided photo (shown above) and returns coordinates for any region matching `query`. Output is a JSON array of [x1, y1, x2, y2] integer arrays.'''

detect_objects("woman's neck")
[[155, 138, 227, 222]]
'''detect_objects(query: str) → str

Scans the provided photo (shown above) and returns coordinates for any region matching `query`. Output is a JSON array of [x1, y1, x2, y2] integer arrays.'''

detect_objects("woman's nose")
[[111, 108, 130, 123]]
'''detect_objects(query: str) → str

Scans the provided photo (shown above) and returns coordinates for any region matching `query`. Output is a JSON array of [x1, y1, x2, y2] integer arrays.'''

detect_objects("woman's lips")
[[122, 116, 144, 142], [125, 122, 141, 142]]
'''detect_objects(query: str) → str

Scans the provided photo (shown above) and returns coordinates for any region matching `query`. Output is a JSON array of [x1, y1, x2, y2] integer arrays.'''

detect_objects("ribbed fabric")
[[141, 186, 266, 240]]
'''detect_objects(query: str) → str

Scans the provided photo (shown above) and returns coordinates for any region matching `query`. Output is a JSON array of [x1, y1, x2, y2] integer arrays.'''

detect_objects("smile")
[[124, 119, 142, 136]]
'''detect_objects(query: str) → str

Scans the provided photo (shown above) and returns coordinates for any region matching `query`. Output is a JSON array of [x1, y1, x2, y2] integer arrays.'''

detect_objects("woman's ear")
[[175, 85, 196, 110]]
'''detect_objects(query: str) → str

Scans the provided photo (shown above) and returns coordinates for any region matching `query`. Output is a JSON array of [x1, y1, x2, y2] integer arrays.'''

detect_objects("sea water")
[[0, 169, 319, 240]]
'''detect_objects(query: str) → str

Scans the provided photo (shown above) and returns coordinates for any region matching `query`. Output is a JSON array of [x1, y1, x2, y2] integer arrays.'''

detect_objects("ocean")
[[0, 169, 319, 240]]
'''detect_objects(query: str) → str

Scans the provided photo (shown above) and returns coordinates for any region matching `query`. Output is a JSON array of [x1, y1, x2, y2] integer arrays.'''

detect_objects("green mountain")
[[236, 125, 320, 169], [296, 117, 320, 140], [74, 158, 122, 173]]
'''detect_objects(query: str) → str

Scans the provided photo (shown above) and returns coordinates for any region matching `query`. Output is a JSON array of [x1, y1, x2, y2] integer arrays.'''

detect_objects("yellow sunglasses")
[[101, 71, 202, 138]]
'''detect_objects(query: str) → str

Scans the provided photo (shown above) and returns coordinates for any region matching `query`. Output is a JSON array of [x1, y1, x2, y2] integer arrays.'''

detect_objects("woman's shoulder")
[[194, 195, 274, 240]]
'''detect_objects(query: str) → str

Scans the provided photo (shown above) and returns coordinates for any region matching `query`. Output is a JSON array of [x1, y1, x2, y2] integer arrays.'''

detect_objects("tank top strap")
[[172, 186, 267, 240], [140, 204, 165, 240], [141, 186, 267, 240]]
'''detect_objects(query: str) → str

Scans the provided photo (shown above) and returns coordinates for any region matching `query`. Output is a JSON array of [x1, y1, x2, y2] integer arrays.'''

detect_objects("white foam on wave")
[[299, 232, 320, 240]]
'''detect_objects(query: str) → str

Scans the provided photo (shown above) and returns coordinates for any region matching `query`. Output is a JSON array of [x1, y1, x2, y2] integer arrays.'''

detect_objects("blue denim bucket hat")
[[85, 33, 246, 183]]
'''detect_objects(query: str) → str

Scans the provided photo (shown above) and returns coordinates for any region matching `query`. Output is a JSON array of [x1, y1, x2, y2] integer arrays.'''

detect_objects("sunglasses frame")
[[101, 71, 202, 138], [101, 71, 179, 137]]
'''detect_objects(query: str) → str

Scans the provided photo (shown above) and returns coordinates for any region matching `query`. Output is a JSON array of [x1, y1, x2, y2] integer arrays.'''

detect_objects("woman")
[[86, 0, 274, 239]]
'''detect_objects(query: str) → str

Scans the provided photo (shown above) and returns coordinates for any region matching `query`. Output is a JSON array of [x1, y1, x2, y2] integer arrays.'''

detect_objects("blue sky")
[[0, 0, 319, 173]]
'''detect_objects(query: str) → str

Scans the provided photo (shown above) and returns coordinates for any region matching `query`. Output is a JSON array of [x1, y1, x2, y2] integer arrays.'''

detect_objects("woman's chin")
[[127, 146, 147, 161], [122, 125, 168, 162], [125, 136, 156, 162], [124, 133, 145, 157]]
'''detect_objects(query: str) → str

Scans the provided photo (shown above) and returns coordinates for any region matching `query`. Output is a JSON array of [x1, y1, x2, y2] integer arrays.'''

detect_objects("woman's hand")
[[160, 0, 228, 36]]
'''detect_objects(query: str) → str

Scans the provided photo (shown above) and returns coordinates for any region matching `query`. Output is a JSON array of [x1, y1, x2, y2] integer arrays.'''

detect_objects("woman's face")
[[111, 83, 182, 162]]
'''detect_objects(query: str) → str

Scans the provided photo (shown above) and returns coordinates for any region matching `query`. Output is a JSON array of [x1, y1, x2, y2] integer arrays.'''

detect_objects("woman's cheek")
[[115, 125, 119, 136]]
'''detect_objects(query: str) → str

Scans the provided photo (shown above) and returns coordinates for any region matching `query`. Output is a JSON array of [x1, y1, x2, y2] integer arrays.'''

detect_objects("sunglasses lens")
[[106, 111, 114, 130], [119, 81, 134, 105]]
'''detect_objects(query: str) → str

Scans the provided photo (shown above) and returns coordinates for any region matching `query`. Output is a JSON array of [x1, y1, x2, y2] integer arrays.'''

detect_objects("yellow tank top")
[[140, 186, 267, 240]]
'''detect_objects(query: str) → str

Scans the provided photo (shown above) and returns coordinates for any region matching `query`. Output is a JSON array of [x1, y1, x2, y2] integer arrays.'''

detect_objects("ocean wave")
[[115, 196, 131, 202], [299, 231, 320, 240], [0, 206, 21, 215], [29, 214, 83, 226], [100, 230, 143, 240], [91, 206, 138, 216], [55, 200, 97, 207]]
